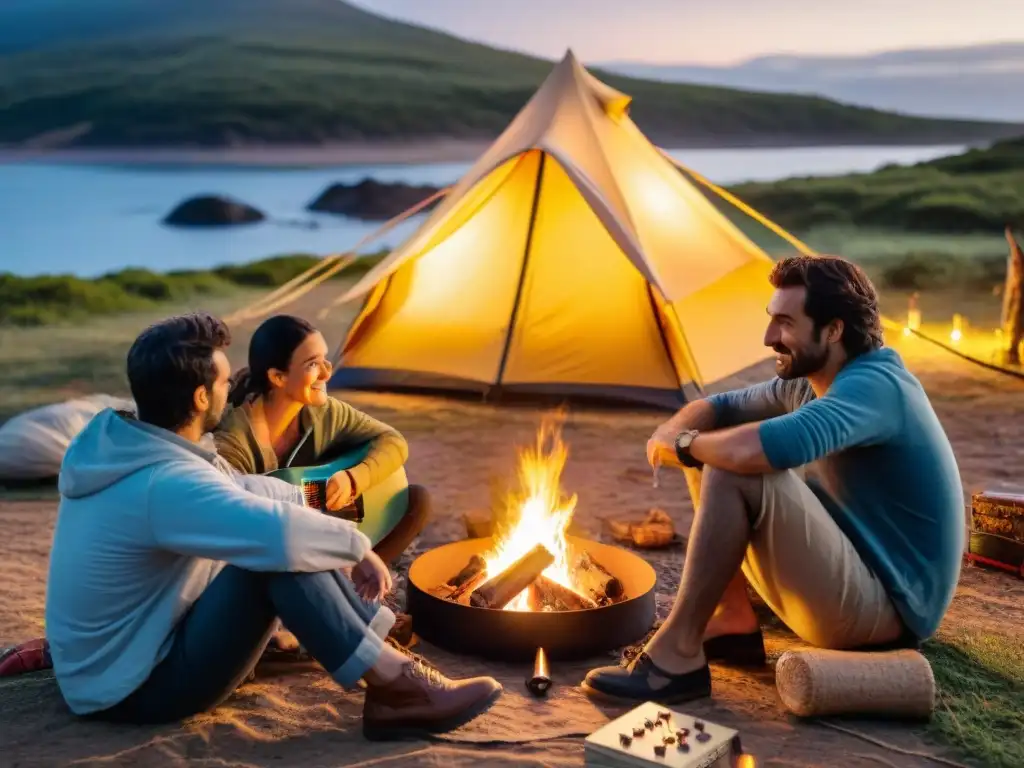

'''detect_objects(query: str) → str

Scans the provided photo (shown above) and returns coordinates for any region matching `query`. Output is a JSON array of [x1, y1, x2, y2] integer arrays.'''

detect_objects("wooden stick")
[[528, 574, 598, 611], [1002, 226, 1024, 365], [447, 554, 487, 588], [470, 544, 554, 609], [574, 550, 624, 603]]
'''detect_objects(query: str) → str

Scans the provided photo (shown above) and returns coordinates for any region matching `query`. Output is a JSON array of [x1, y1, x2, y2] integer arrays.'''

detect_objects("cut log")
[[973, 489, 1024, 518], [1001, 227, 1024, 366], [630, 509, 677, 548], [528, 574, 598, 612], [971, 489, 1024, 543], [574, 550, 624, 604], [973, 513, 1024, 539], [448, 570, 489, 605], [470, 544, 554, 609], [603, 507, 680, 549], [447, 554, 487, 588]]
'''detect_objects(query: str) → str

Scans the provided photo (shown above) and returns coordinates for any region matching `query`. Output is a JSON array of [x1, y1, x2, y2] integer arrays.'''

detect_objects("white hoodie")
[[45, 409, 371, 715]]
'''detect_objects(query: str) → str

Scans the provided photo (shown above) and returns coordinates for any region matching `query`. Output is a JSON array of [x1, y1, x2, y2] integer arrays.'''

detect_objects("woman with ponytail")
[[214, 315, 431, 567]]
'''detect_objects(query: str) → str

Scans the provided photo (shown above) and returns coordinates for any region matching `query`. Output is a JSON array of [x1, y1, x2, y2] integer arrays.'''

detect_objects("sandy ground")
[[1, 331, 1023, 767]]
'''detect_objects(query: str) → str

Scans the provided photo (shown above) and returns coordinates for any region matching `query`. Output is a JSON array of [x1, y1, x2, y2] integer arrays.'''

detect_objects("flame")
[[483, 412, 580, 611]]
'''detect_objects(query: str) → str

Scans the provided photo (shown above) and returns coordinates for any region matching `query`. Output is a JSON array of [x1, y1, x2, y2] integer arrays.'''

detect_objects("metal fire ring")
[[406, 535, 658, 661]]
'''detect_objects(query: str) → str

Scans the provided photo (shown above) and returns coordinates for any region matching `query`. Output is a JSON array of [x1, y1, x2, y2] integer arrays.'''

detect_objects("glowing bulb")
[[736, 756, 757, 768], [903, 327, 912, 337], [950, 313, 964, 343]]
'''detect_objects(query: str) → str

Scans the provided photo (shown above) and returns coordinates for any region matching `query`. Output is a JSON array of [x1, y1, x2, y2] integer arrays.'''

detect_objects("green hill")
[[727, 136, 1024, 234], [1, 0, 1020, 148]]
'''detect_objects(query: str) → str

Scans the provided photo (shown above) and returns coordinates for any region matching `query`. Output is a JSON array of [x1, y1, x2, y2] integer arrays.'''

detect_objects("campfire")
[[430, 414, 624, 612]]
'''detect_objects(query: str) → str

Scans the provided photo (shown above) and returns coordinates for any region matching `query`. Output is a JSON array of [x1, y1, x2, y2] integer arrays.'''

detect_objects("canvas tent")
[[328, 50, 779, 408]]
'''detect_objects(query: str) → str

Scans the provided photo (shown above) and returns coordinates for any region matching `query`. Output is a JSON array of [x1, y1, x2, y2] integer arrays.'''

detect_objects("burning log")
[[447, 570, 489, 605], [448, 554, 487, 588], [528, 574, 598, 611], [574, 550, 624, 604], [428, 554, 488, 601], [470, 544, 554, 609]]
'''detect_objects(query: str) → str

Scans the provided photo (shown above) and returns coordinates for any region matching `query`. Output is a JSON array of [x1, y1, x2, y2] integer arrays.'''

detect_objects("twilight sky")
[[349, 0, 1021, 65]]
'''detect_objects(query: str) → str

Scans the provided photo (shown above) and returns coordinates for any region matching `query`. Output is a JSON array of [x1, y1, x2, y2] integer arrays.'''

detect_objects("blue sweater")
[[707, 347, 964, 641], [46, 410, 372, 715]]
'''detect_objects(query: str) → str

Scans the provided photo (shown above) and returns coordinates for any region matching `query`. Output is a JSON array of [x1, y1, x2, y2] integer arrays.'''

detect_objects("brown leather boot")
[[363, 660, 502, 740]]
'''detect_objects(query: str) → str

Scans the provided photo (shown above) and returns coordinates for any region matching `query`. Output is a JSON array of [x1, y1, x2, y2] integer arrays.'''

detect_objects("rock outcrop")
[[164, 195, 265, 227], [308, 179, 440, 221]]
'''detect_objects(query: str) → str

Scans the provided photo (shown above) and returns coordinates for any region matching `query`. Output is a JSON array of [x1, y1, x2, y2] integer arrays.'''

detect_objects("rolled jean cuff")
[[330, 632, 385, 688], [368, 605, 396, 640]]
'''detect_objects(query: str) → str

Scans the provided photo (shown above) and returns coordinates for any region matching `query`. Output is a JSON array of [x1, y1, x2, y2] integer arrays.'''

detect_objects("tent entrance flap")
[[493, 152, 547, 392], [497, 154, 682, 395]]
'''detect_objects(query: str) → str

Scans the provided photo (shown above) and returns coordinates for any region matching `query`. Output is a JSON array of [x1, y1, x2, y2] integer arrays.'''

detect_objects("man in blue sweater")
[[584, 255, 964, 703], [45, 313, 501, 737]]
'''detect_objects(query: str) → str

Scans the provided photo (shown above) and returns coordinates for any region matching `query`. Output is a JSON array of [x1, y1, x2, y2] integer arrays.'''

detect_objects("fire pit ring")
[[406, 535, 657, 662]]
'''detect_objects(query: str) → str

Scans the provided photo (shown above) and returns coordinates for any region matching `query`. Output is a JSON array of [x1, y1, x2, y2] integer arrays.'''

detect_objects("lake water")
[[2, 145, 964, 277]]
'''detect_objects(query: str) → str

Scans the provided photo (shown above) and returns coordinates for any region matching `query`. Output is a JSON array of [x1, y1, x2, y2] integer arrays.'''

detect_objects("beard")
[[202, 396, 227, 433], [773, 340, 829, 380]]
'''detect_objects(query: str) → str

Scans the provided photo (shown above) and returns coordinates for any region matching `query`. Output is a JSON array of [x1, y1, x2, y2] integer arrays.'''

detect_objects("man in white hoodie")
[[45, 313, 501, 739]]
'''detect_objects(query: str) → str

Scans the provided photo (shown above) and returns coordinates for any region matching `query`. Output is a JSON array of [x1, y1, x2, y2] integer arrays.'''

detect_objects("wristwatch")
[[674, 429, 703, 469]]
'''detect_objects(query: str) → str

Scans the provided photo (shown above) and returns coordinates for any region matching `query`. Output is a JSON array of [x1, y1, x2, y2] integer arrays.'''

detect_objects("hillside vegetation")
[[0, 0, 1020, 148], [728, 136, 1024, 234], [0, 252, 386, 327]]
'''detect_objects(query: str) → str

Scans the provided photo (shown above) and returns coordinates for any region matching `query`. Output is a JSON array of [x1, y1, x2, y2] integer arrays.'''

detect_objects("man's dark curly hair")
[[769, 255, 884, 359], [126, 313, 231, 431]]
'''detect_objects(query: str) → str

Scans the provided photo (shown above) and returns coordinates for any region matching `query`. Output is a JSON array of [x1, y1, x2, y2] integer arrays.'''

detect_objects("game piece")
[[620, 734, 633, 747], [644, 718, 655, 730], [696, 732, 711, 743], [633, 726, 645, 738], [663, 736, 676, 745], [653, 745, 667, 757]]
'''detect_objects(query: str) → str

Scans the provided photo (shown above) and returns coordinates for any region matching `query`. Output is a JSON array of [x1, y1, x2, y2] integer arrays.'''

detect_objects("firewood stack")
[[968, 489, 1024, 576], [430, 543, 627, 611]]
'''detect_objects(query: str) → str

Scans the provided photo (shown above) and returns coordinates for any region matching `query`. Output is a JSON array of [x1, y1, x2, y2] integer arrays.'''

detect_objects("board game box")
[[585, 701, 744, 768]]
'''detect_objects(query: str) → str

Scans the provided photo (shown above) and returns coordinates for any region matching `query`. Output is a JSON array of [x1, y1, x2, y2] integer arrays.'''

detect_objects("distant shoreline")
[[0, 135, 986, 168]]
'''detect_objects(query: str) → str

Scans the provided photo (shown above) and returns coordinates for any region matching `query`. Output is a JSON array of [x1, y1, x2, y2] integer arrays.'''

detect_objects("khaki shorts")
[[740, 469, 905, 649]]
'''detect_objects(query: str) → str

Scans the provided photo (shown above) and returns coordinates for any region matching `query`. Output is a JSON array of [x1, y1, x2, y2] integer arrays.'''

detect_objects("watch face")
[[676, 431, 694, 449]]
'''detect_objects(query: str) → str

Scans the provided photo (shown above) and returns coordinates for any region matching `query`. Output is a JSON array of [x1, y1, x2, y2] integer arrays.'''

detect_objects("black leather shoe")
[[582, 652, 712, 704], [703, 631, 767, 668]]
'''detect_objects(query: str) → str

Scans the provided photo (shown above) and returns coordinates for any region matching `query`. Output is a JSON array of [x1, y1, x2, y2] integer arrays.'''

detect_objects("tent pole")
[[645, 283, 691, 405], [664, 302, 705, 399], [489, 152, 547, 400]]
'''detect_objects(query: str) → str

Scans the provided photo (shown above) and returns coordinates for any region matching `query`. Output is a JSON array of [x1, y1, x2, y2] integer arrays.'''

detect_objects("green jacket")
[[212, 396, 409, 496]]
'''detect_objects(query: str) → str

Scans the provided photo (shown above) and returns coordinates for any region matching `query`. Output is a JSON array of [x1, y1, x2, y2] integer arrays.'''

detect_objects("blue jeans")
[[91, 566, 395, 724]]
